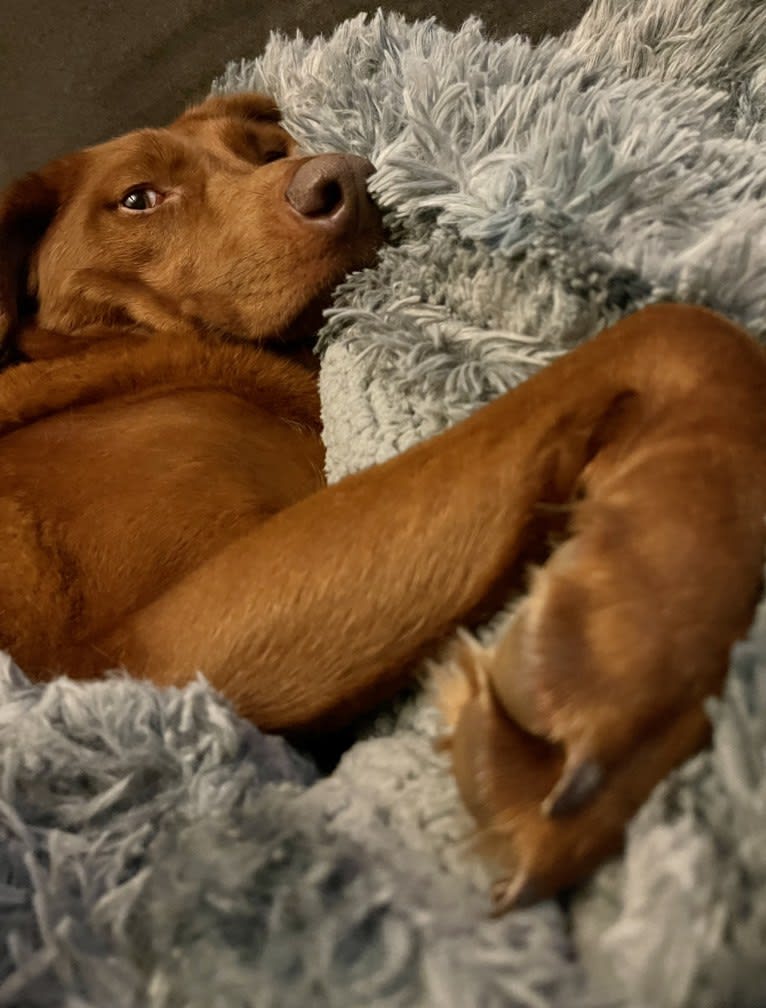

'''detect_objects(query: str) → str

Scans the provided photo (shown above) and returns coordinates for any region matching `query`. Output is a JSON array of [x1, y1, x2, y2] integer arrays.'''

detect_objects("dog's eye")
[[119, 187, 163, 212]]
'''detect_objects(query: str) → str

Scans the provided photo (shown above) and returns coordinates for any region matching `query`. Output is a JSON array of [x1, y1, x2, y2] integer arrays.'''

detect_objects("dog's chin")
[[266, 292, 334, 348], [261, 268, 363, 348]]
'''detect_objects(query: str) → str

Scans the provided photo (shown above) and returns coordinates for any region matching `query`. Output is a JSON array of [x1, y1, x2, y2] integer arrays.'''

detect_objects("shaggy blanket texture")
[[3, 1, 766, 1005]]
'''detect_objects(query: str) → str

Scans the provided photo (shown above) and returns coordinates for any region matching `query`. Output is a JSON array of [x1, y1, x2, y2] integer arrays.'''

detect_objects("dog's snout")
[[285, 154, 377, 232]]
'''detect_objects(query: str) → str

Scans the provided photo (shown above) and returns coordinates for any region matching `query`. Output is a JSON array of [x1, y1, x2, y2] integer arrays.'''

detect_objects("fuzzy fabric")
[[3, 1, 766, 1005]]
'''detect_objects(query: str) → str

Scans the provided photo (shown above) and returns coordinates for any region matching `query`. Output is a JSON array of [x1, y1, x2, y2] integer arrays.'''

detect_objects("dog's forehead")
[[78, 129, 193, 191], [60, 104, 296, 205]]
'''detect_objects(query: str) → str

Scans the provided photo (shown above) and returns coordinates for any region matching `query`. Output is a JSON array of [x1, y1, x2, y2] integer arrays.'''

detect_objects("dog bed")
[[2, 1, 766, 1004]]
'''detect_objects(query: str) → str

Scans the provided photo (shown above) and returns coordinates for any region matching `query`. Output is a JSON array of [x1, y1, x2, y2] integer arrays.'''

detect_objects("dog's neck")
[[15, 317, 321, 375], [15, 259, 330, 380], [16, 320, 144, 361]]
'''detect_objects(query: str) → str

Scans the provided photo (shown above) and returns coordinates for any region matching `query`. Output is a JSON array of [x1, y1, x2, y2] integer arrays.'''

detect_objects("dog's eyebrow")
[[84, 131, 191, 200]]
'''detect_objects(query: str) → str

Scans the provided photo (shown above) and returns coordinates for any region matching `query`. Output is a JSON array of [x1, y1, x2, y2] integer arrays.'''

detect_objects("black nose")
[[285, 153, 378, 232]]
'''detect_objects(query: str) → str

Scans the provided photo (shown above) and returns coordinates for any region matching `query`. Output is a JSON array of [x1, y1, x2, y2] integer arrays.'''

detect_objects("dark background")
[[0, 0, 590, 187]]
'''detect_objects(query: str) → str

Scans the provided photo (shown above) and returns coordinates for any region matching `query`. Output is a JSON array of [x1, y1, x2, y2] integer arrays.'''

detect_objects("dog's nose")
[[285, 154, 378, 232]]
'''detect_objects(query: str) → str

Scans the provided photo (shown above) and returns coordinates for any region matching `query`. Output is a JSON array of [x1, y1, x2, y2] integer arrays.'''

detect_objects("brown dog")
[[1, 93, 766, 909]]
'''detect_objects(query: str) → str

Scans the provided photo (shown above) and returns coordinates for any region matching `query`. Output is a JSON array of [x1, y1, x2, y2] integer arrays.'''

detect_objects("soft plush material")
[[2, 1, 766, 1005]]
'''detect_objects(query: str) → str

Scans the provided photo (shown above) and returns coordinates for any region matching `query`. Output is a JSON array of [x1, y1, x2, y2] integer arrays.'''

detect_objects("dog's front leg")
[[98, 327, 629, 733]]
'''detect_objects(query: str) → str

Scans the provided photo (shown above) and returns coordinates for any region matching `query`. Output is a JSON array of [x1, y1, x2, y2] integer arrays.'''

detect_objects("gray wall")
[[0, 0, 590, 186]]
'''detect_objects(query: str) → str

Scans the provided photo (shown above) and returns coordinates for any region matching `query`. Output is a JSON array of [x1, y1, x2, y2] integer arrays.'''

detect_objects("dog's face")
[[0, 93, 385, 354]]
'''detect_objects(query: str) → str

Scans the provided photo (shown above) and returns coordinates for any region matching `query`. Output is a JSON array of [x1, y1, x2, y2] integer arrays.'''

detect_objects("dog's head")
[[0, 93, 385, 358]]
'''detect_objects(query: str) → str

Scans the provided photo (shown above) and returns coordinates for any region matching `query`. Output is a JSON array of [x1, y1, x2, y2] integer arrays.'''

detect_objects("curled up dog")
[[1, 93, 765, 910]]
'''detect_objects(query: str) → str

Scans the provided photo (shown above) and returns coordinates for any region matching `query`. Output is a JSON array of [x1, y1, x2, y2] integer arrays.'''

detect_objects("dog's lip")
[[352, 171, 383, 234]]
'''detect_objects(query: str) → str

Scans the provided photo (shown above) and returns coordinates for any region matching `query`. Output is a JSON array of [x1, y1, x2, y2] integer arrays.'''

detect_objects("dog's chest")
[[0, 388, 325, 650]]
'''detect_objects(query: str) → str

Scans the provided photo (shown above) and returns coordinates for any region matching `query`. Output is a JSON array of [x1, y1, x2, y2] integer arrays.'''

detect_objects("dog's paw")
[[434, 379, 766, 908], [434, 626, 711, 911], [480, 440, 757, 817], [486, 507, 668, 818]]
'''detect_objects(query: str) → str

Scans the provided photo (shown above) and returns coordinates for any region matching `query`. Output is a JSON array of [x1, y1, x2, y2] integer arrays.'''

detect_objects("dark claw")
[[490, 872, 540, 916], [542, 755, 603, 817]]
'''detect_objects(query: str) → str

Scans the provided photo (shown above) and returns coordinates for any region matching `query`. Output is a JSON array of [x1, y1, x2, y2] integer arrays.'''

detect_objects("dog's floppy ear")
[[0, 159, 76, 361], [172, 92, 281, 128]]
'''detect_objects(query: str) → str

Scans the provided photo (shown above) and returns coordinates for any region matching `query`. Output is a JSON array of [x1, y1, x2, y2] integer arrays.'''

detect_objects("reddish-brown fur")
[[2, 93, 766, 908]]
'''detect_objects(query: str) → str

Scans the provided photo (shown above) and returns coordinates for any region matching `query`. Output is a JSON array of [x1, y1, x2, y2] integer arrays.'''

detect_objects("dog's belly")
[[0, 388, 325, 673]]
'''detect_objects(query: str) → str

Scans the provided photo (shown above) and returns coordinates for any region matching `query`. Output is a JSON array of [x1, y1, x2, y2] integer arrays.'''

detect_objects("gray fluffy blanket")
[[3, 1, 766, 1005]]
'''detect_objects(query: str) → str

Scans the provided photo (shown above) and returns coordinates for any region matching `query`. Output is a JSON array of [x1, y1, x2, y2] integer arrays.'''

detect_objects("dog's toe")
[[490, 872, 541, 916], [487, 506, 670, 816], [541, 752, 603, 817]]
